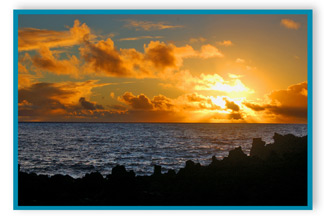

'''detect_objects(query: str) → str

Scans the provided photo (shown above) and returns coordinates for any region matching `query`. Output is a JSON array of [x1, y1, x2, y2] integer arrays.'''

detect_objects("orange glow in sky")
[[18, 14, 308, 123]]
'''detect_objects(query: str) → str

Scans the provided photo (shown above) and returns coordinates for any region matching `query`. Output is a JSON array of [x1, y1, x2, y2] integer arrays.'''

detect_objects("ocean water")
[[18, 123, 307, 178]]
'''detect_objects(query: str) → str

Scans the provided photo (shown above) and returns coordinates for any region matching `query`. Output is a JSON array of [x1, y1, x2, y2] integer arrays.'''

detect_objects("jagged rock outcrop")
[[18, 133, 308, 206]]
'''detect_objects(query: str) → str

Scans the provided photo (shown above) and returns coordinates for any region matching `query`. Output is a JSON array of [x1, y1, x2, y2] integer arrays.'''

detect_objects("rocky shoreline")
[[18, 133, 308, 206]]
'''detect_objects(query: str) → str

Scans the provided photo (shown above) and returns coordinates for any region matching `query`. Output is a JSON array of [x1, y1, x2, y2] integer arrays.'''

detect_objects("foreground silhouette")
[[18, 133, 308, 206]]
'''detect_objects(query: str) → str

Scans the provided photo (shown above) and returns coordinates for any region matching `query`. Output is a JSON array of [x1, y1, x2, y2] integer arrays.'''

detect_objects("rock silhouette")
[[18, 133, 308, 206]]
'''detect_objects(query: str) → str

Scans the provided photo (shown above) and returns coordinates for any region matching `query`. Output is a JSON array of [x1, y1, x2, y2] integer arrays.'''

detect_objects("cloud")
[[123, 20, 183, 31], [79, 97, 104, 110], [18, 62, 36, 89], [228, 73, 244, 79], [228, 112, 243, 120], [119, 92, 223, 113], [119, 92, 174, 111], [18, 74, 34, 89], [108, 104, 128, 112], [119, 92, 154, 110], [175, 93, 223, 111], [199, 44, 224, 58], [144, 41, 178, 70], [19, 17, 224, 79], [31, 46, 80, 77], [244, 81, 307, 122], [225, 99, 240, 111], [19, 19, 224, 81], [267, 106, 307, 119], [146, 41, 223, 67], [244, 102, 307, 120], [18, 82, 74, 118], [235, 58, 245, 63], [174, 72, 253, 95], [18, 81, 108, 121], [116, 92, 233, 122], [223, 99, 243, 120], [18, 62, 28, 73], [18, 20, 91, 51], [186, 93, 207, 102], [110, 92, 115, 98], [280, 19, 301, 30], [233, 58, 256, 72], [244, 102, 266, 111], [80, 39, 176, 77], [268, 81, 307, 106], [80, 38, 130, 77], [80, 39, 223, 78], [119, 36, 163, 41], [152, 95, 174, 110], [18, 84, 248, 123], [189, 37, 206, 43], [23, 31, 224, 79], [217, 40, 233, 46]]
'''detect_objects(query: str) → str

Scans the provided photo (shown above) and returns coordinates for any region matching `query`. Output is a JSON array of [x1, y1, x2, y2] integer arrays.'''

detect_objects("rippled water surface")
[[18, 123, 307, 178]]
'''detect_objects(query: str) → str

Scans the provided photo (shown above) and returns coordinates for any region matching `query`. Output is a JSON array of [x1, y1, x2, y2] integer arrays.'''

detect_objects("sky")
[[17, 14, 308, 123]]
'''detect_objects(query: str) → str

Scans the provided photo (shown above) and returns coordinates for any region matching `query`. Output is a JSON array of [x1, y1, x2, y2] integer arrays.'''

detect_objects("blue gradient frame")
[[13, 9, 313, 210]]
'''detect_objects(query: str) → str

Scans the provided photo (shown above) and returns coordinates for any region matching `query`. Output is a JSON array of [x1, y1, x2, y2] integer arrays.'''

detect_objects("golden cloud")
[[80, 38, 131, 77], [225, 99, 240, 111], [19, 19, 224, 79], [280, 19, 301, 30], [119, 92, 221, 112], [18, 20, 91, 51], [119, 36, 163, 41], [268, 81, 307, 107], [18, 62, 28, 74], [151, 95, 174, 110], [18, 82, 249, 123], [18, 61, 39, 89], [189, 37, 206, 43], [79, 39, 223, 78], [79, 97, 104, 110], [244, 81, 307, 123], [123, 20, 183, 31], [199, 44, 224, 58], [217, 40, 233, 46], [119, 92, 154, 110], [18, 74, 34, 90], [235, 58, 245, 63], [32, 46, 80, 77], [18, 80, 109, 121], [144, 41, 178, 70], [171, 71, 253, 96]]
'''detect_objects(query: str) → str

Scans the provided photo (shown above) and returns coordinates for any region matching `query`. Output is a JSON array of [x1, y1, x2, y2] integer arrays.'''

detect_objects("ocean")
[[18, 123, 307, 178]]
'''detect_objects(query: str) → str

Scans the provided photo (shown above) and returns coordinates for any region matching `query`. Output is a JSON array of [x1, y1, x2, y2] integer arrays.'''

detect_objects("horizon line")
[[18, 121, 307, 124]]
